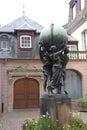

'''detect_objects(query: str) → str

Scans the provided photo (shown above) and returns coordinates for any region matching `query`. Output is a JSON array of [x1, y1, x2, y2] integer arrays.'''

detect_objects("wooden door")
[[65, 70, 82, 99], [14, 78, 39, 109]]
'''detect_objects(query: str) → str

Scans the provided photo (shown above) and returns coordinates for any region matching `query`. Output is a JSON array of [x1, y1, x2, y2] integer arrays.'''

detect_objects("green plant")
[[22, 112, 87, 130], [52, 121, 60, 130], [25, 119, 37, 130], [37, 115, 60, 130], [37, 115, 51, 130], [77, 93, 87, 107], [70, 115, 86, 129], [63, 114, 87, 130], [63, 124, 71, 130]]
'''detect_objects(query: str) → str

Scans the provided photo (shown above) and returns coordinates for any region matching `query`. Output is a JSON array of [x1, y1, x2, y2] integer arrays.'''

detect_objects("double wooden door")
[[14, 78, 39, 109]]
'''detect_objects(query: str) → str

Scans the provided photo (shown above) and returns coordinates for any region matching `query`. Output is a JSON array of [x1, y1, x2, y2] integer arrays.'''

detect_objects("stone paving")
[[80, 112, 87, 124], [0, 109, 87, 130], [0, 109, 40, 130], [72, 110, 87, 124]]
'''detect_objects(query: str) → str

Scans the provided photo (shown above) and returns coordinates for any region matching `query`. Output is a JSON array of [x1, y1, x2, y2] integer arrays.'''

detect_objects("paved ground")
[[72, 110, 87, 124], [80, 112, 87, 124], [0, 109, 40, 130], [0, 109, 87, 130]]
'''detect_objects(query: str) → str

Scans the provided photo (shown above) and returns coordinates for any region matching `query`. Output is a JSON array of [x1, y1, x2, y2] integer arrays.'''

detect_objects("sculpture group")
[[39, 24, 69, 94]]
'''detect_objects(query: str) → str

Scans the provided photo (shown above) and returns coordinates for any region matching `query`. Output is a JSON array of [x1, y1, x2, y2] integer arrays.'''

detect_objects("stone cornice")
[[7, 64, 42, 73]]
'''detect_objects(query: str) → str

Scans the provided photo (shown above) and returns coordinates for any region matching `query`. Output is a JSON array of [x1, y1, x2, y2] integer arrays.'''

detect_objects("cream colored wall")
[[71, 21, 87, 51]]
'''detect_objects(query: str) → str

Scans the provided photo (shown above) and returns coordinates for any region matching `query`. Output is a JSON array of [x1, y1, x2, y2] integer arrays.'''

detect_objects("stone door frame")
[[7, 65, 43, 112]]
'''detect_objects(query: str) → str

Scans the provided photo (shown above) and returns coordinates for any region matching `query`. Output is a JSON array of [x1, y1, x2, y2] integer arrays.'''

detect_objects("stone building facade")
[[0, 0, 87, 112]]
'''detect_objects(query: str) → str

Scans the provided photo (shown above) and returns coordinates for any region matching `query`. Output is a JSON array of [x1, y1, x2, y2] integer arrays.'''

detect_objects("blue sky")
[[0, 0, 69, 27]]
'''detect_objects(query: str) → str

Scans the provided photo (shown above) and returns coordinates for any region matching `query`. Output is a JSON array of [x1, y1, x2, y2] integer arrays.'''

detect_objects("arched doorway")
[[65, 70, 82, 99], [14, 78, 39, 109]]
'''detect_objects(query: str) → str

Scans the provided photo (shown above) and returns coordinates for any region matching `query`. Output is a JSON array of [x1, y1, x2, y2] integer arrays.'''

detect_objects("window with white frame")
[[81, 0, 85, 10], [82, 30, 87, 50], [73, 4, 76, 19], [20, 35, 31, 48]]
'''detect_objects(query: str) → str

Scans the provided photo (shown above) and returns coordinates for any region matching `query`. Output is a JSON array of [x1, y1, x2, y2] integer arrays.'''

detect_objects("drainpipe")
[[1, 59, 7, 112]]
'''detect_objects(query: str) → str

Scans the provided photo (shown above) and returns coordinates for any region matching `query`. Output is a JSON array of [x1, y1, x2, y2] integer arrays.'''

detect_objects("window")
[[73, 4, 76, 19], [81, 0, 85, 10], [0, 40, 9, 51], [82, 30, 87, 50], [20, 35, 31, 48], [67, 45, 77, 51]]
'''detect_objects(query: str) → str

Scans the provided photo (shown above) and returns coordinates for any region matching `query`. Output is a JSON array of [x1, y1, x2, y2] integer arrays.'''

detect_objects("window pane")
[[81, 0, 85, 10], [82, 30, 87, 50], [1, 40, 8, 49], [3, 41, 6, 48], [86, 33, 87, 49], [73, 5, 76, 19], [20, 35, 31, 48], [67, 45, 77, 51]]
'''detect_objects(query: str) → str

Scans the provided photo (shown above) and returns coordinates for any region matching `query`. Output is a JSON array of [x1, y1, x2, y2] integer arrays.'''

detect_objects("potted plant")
[[77, 93, 87, 111]]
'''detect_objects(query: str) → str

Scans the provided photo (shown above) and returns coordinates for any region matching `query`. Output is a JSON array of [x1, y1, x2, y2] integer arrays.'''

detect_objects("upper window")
[[67, 45, 77, 51], [81, 0, 85, 10], [0, 40, 9, 51], [82, 30, 87, 50], [73, 4, 76, 19], [0, 34, 10, 51], [20, 35, 31, 48]]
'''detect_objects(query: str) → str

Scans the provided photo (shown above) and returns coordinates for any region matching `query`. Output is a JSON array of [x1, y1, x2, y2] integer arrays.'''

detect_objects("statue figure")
[[48, 45, 69, 94], [39, 24, 69, 94], [39, 42, 53, 92]]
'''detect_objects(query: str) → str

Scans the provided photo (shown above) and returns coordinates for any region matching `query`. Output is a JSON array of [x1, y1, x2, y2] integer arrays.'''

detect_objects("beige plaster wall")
[[71, 21, 87, 51]]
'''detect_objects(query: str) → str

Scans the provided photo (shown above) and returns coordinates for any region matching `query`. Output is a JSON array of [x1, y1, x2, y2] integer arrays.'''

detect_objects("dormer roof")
[[0, 15, 43, 33]]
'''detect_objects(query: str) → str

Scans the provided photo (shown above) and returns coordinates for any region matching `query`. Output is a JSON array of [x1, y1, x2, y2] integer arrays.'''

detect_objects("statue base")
[[40, 93, 71, 128]]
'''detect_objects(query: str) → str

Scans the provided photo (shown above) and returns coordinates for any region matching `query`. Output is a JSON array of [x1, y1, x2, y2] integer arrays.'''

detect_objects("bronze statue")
[[39, 24, 69, 94]]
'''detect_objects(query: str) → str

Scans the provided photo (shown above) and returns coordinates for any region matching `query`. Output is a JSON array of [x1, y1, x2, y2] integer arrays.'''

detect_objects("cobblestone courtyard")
[[0, 109, 40, 130], [0, 109, 87, 130]]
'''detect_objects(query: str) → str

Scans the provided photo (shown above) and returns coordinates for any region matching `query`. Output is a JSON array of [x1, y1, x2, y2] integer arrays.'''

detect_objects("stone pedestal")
[[40, 93, 71, 128]]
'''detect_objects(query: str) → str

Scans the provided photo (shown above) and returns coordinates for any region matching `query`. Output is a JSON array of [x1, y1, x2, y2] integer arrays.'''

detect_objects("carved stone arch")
[[7, 65, 43, 112], [66, 68, 82, 77], [0, 33, 11, 39]]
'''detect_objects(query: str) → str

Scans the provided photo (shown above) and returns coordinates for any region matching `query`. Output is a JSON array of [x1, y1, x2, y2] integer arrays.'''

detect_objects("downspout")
[[1, 59, 7, 112]]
